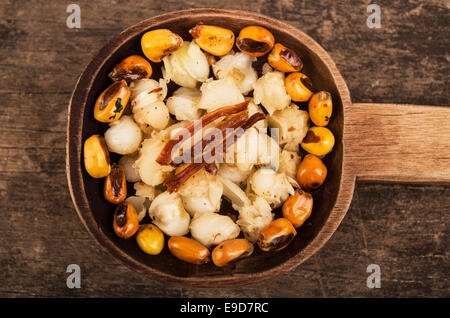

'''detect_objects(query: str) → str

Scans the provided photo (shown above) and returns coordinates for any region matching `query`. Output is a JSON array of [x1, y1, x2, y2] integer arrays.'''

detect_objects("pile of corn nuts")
[[83, 24, 335, 267]]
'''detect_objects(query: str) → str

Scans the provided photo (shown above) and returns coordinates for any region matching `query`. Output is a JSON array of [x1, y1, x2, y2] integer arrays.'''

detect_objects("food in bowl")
[[82, 24, 335, 267]]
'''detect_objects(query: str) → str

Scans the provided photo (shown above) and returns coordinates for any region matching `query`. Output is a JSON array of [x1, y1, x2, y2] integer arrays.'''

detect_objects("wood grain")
[[346, 103, 450, 183], [0, 0, 449, 297]]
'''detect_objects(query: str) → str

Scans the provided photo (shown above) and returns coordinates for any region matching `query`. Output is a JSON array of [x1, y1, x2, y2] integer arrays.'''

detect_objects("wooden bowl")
[[67, 9, 450, 287]]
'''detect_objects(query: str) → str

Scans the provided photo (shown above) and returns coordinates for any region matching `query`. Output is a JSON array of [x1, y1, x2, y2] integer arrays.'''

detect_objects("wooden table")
[[1, 0, 448, 297]]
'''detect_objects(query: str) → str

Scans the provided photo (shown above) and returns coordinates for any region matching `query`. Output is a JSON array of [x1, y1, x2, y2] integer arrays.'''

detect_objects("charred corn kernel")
[[212, 239, 254, 267], [103, 164, 127, 204], [236, 26, 274, 57], [168, 236, 210, 264], [189, 24, 235, 56], [268, 43, 303, 72], [282, 190, 313, 228], [309, 91, 332, 126], [113, 201, 139, 239], [83, 134, 110, 178], [94, 80, 130, 123], [136, 224, 164, 255], [285, 72, 313, 102], [109, 55, 152, 83], [257, 218, 297, 252], [297, 154, 327, 189], [141, 29, 183, 63], [301, 126, 335, 157]]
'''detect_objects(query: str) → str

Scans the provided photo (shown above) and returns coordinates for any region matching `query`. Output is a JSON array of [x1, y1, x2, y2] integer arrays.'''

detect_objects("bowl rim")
[[66, 8, 353, 287]]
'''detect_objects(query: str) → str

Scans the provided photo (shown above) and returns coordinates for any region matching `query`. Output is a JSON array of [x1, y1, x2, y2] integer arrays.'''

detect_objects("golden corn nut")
[[297, 154, 327, 189], [301, 126, 335, 157], [282, 190, 313, 228], [258, 218, 297, 252], [141, 29, 183, 63], [136, 224, 165, 255], [236, 25, 274, 57], [285, 72, 313, 102], [113, 201, 139, 239], [103, 163, 127, 204], [189, 24, 235, 56], [309, 91, 333, 126], [94, 80, 130, 123], [109, 55, 152, 83], [268, 43, 303, 72], [168, 236, 210, 265], [83, 134, 110, 178], [212, 239, 254, 267]]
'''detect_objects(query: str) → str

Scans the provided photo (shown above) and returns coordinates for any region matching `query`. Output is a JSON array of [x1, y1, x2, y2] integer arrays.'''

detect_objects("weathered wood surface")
[[346, 103, 450, 183], [0, 0, 449, 297]]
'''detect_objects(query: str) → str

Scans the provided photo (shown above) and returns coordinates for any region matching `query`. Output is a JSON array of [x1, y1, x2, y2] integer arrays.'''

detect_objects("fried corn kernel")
[[136, 224, 165, 255], [94, 80, 130, 123], [83, 134, 110, 178], [103, 163, 127, 204], [309, 91, 333, 126], [257, 218, 297, 252], [301, 126, 335, 157], [113, 201, 139, 239], [141, 29, 183, 63], [109, 55, 152, 83], [212, 238, 254, 267], [268, 43, 303, 72], [282, 190, 313, 228], [236, 26, 274, 57], [168, 236, 211, 264], [285, 72, 313, 102], [297, 154, 327, 189], [189, 24, 235, 56]]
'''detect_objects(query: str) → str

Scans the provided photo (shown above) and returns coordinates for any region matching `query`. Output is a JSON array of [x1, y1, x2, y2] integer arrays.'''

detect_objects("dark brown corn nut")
[[94, 80, 130, 123], [236, 26, 275, 57], [268, 43, 303, 72], [257, 218, 297, 252], [212, 238, 254, 267], [104, 163, 127, 204], [113, 202, 139, 239], [109, 55, 152, 83]]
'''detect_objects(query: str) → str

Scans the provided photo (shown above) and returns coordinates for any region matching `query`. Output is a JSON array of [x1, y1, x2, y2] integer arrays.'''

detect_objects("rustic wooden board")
[[346, 103, 450, 183], [0, 0, 449, 297]]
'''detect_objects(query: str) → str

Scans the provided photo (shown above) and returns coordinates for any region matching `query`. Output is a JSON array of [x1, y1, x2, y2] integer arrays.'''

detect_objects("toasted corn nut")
[[301, 126, 335, 157], [236, 26, 274, 57], [257, 218, 297, 252], [268, 43, 303, 72], [113, 201, 139, 239], [285, 72, 313, 102], [189, 24, 235, 56], [309, 91, 333, 126], [83, 134, 110, 178], [212, 238, 254, 267], [136, 224, 165, 255], [168, 236, 211, 264], [94, 80, 130, 123], [297, 154, 327, 189], [103, 164, 127, 204], [109, 55, 152, 83], [282, 190, 313, 228], [141, 29, 183, 63]]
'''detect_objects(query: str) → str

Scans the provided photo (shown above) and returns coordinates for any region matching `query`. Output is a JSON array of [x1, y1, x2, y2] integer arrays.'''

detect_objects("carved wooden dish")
[[66, 9, 450, 287]]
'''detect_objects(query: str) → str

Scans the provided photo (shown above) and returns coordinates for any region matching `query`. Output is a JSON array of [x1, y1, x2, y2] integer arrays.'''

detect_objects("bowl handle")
[[345, 103, 450, 184]]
